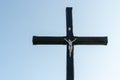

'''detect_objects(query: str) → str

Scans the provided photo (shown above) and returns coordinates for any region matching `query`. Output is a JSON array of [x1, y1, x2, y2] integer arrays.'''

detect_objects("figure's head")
[[68, 39, 71, 42]]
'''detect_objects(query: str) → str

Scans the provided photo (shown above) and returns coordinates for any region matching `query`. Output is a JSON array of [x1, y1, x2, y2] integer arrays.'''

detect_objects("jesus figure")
[[64, 38, 77, 57]]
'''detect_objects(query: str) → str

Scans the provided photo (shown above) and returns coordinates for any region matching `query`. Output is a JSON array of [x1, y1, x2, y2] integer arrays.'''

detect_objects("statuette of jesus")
[[64, 38, 77, 57]]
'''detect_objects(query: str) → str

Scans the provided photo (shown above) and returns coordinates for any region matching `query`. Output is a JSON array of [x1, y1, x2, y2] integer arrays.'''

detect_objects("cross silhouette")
[[33, 7, 108, 80]]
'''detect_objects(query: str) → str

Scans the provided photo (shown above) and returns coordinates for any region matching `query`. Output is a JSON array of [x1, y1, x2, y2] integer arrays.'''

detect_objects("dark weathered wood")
[[66, 7, 73, 37], [33, 36, 107, 45], [33, 36, 66, 45], [74, 36, 108, 45], [67, 44, 74, 80], [32, 7, 108, 80]]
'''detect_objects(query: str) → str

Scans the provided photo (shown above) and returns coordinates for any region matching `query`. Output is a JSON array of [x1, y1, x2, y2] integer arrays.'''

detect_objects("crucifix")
[[32, 7, 108, 80]]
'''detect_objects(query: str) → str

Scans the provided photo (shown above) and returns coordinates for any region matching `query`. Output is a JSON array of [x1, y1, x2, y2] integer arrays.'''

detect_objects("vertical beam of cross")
[[66, 7, 74, 80], [66, 7, 73, 37], [32, 7, 108, 80]]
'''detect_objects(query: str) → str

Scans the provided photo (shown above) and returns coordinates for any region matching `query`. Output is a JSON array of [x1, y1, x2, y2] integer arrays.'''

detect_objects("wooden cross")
[[32, 7, 108, 80]]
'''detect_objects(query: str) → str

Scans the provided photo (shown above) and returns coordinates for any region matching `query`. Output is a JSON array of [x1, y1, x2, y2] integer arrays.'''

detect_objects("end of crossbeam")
[[66, 7, 72, 10], [104, 37, 108, 45], [99, 36, 108, 45], [32, 36, 37, 45]]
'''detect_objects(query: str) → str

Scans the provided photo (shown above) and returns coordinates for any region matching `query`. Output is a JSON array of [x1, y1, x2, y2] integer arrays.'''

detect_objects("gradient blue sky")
[[0, 0, 120, 80]]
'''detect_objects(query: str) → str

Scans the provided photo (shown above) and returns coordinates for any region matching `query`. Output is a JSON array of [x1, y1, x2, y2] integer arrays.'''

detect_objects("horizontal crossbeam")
[[33, 36, 107, 45], [74, 36, 108, 45], [33, 36, 66, 45]]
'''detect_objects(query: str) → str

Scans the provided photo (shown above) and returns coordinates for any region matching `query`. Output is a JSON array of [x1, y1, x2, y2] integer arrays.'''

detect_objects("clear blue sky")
[[0, 0, 120, 80]]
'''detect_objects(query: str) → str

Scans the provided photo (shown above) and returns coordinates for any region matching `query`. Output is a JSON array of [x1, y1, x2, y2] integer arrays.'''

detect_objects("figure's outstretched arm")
[[64, 38, 69, 43], [72, 38, 77, 42]]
